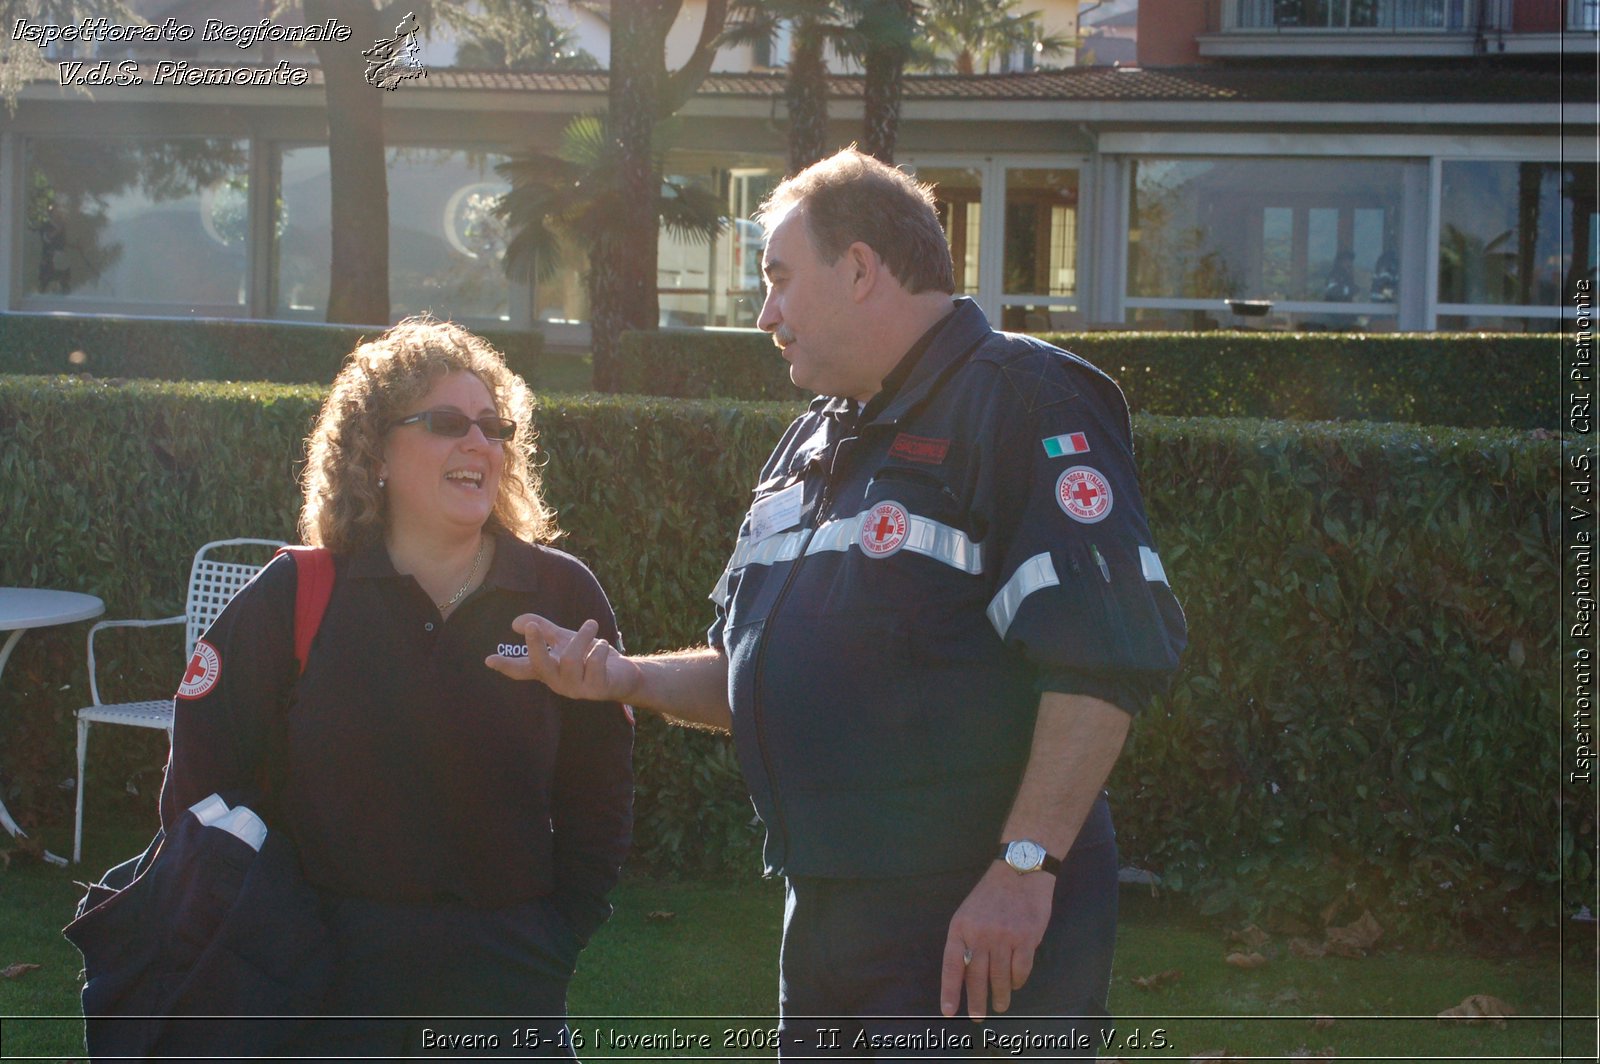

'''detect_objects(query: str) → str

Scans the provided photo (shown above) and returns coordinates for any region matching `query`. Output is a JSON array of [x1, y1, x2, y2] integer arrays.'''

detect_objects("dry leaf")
[[1290, 938, 1328, 959], [1319, 897, 1346, 927], [1324, 911, 1383, 957], [645, 910, 676, 923], [1309, 1015, 1336, 1030], [1272, 988, 1302, 1005], [1224, 951, 1268, 969], [1, 963, 41, 980], [1230, 924, 1271, 949], [1289, 1046, 1336, 1058], [1437, 994, 1516, 1028], [1131, 968, 1183, 991]]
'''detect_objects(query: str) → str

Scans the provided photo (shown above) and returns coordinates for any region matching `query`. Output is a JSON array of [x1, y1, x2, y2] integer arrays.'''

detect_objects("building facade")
[[0, 0, 1589, 344]]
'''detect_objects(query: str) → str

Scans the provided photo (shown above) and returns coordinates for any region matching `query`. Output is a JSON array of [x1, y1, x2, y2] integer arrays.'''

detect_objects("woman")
[[158, 317, 633, 1056]]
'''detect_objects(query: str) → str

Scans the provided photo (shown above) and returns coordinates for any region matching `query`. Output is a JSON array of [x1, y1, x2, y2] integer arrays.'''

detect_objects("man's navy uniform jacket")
[[709, 298, 1187, 877]]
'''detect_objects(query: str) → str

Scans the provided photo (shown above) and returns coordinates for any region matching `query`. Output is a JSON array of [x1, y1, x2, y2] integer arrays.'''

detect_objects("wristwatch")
[[998, 839, 1061, 876]]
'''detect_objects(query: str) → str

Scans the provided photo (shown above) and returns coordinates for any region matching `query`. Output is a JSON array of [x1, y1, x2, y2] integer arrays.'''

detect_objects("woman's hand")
[[486, 614, 643, 704]]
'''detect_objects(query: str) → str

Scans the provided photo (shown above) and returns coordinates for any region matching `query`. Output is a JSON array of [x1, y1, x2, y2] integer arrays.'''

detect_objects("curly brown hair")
[[298, 316, 558, 553]]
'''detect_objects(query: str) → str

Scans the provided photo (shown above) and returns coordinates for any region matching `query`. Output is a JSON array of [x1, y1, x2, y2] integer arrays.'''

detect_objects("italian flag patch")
[[1041, 432, 1090, 458]]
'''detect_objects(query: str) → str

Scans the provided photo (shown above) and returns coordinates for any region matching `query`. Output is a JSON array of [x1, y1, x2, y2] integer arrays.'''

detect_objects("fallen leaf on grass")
[[1, 963, 41, 980], [645, 911, 676, 923], [1319, 897, 1347, 927], [1290, 938, 1328, 959], [1224, 951, 1268, 969], [1272, 988, 1302, 1006], [1229, 924, 1271, 949], [1324, 911, 1383, 957], [1437, 994, 1516, 1028], [1309, 1015, 1335, 1030], [1288, 1046, 1336, 1058], [1130, 968, 1183, 991]]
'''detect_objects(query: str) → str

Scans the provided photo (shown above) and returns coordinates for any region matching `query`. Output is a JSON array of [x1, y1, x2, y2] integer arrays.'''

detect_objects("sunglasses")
[[389, 409, 518, 442]]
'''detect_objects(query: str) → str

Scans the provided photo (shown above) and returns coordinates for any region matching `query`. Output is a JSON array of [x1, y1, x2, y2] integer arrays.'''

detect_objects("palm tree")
[[1, 0, 138, 111], [590, 0, 728, 392], [915, 0, 1073, 76], [303, 0, 398, 325], [856, 0, 918, 163], [452, 0, 598, 70], [496, 115, 724, 386], [723, 1, 856, 174]]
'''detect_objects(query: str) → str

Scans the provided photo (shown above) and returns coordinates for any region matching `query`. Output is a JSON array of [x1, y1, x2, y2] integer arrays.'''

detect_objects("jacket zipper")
[[747, 443, 845, 873]]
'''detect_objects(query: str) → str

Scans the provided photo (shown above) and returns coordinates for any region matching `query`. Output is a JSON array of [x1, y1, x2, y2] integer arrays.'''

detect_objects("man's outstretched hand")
[[486, 614, 642, 704]]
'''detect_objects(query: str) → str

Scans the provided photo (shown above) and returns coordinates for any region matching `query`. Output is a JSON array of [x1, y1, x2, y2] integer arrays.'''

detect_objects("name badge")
[[748, 482, 804, 543]]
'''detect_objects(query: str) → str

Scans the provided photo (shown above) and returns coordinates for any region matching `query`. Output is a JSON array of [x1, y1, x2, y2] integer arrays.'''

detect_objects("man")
[[489, 149, 1186, 1057]]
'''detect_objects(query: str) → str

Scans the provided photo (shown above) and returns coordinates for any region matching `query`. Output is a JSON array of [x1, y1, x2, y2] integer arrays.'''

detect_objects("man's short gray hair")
[[755, 148, 956, 295]]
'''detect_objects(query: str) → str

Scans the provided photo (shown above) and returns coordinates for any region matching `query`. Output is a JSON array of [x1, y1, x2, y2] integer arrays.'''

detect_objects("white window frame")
[[1097, 132, 1577, 331], [13, 132, 258, 319], [900, 154, 1093, 331], [1431, 152, 1591, 327]]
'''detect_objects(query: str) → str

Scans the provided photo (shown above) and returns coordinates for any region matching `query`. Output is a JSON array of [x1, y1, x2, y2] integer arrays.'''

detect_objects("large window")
[[1126, 156, 1405, 330], [1227, 0, 1475, 30], [1437, 160, 1596, 322], [275, 145, 513, 322], [657, 168, 773, 329], [23, 137, 251, 311], [919, 166, 983, 296], [1002, 167, 1081, 330]]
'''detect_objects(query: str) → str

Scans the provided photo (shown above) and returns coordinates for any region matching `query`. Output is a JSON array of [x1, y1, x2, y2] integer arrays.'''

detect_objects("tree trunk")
[[786, 21, 830, 175], [308, 0, 390, 325], [860, 0, 914, 164], [594, 1, 669, 391]]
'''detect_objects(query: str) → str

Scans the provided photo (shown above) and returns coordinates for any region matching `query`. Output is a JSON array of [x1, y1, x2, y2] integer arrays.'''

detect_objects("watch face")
[[1007, 839, 1045, 872]]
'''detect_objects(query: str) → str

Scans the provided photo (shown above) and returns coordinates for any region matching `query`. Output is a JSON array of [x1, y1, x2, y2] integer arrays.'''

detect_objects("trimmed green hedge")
[[0, 375, 1573, 945], [0, 312, 544, 385], [613, 328, 1562, 430], [614, 328, 807, 402]]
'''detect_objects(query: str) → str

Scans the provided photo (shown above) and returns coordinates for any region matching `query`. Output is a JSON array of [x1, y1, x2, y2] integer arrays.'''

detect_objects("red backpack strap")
[[274, 546, 335, 675]]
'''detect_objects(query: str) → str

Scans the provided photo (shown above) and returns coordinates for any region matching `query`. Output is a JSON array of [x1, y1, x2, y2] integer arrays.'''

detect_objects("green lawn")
[[1, 806, 1594, 1061]]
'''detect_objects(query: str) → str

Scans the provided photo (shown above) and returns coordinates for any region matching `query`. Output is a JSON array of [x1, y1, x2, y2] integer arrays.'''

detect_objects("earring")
[[378, 477, 386, 489]]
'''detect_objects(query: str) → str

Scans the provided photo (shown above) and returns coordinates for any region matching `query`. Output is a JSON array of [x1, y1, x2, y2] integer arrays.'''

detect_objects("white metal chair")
[[74, 538, 285, 863]]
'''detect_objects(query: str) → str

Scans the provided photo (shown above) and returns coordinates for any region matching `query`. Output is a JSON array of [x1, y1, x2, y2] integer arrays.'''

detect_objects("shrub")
[[614, 328, 805, 401], [0, 312, 544, 386], [612, 327, 1563, 430], [0, 375, 1573, 941]]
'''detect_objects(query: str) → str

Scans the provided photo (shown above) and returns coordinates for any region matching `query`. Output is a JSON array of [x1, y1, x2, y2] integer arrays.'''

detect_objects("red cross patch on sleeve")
[[175, 639, 221, 700]]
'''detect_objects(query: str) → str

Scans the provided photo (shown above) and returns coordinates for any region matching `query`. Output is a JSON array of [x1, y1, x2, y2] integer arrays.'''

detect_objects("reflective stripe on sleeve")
[[1139, 545, 1169, 585], [987, 552, 1060, 639], [902, 516, 983, 575]]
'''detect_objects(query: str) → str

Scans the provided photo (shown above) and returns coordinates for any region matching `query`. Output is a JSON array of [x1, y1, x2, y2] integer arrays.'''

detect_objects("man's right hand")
[[486, 614, 643, 704]]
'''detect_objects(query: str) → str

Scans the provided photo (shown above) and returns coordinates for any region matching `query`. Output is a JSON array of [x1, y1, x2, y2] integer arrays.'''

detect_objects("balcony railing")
[[1218, 0, 1478, 31]]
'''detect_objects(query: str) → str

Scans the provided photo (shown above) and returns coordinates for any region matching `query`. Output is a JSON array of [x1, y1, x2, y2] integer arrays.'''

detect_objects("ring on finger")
[[962, 947, 973, 966]]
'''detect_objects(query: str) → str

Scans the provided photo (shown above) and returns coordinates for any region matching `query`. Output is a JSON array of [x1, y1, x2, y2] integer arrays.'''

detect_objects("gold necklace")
[[437, 537, 485, 612]]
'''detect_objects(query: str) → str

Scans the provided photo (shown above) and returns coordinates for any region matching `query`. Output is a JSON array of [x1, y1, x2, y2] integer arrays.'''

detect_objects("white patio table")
[[0, 587, 105, 863]]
